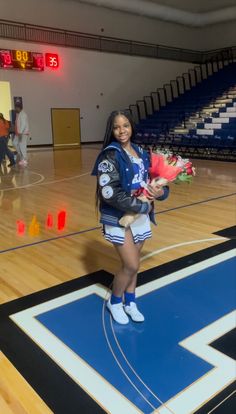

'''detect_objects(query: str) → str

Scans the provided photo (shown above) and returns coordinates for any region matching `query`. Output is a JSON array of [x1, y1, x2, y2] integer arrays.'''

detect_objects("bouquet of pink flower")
[[147, 150, 196, 187], [119, 150, 196, 228]]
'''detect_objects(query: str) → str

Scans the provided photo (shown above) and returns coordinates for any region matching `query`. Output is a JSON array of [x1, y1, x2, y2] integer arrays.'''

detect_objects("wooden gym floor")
[[0, 145, 235, 414]]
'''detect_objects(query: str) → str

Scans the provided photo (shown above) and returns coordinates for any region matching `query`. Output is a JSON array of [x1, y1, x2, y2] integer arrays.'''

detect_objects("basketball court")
[[0, 146, 235, 413]]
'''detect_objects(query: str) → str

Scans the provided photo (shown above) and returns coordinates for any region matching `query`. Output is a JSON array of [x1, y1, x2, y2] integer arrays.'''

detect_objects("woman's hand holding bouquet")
[[119, 150, 196, 228]]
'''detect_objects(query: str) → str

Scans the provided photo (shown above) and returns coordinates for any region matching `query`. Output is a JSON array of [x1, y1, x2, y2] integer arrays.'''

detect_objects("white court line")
[[0, 170, 45, 191], [107, 244, 235, 414], [156, 312, 236, 414], [101, 238, 230, 414], [0, 171, 90, 192], [207, 390, 236, 414], [101, 291, 157, 412], [32, 171, 90, 187], [108, 312, 175, 414], [141, 237, 227, 262], [10, 284, 143, 414], [102, 286, 175, 413], [10, 243, 236, 414]]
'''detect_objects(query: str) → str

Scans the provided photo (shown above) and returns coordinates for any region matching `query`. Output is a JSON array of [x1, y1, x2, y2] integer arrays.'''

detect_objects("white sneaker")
[[18, 160, 28, 166], [107, 299, 129, 325], [124, 302, 145, 322]]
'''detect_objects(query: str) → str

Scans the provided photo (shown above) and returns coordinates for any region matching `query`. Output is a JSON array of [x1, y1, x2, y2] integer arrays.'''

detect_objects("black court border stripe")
[[214, 225, 236, 240], [0, 239, 235, 414]]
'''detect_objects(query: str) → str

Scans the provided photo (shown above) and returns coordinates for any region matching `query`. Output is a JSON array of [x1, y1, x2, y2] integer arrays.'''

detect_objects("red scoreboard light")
[[45, 53, 59, 68]]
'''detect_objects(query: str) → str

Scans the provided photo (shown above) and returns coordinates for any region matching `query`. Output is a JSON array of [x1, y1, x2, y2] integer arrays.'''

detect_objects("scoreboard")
[[0, 49, 44, 70], [0, 49, 59, 71]]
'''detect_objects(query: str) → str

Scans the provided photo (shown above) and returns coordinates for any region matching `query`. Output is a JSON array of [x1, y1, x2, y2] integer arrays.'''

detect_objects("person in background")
[[13, 104, 29, 166], [92, 110, 169, 325], [0, 113, 16, 167]]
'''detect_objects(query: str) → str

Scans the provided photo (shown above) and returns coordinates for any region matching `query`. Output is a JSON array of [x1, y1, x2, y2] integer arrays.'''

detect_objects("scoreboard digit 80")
[[0, 49, 44, 71]]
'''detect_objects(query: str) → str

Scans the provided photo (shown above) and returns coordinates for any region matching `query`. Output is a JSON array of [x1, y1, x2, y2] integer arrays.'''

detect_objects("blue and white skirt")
[[103, 214, 152, 245]]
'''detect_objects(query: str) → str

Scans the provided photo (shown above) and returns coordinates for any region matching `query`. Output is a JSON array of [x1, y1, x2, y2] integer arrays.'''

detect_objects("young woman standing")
[[92, 110, 169, 324]]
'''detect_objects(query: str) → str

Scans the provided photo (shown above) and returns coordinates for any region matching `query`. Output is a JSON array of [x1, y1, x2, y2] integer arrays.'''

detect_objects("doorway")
[[51, 108, 81, 146], [0, 81, 12, 120]]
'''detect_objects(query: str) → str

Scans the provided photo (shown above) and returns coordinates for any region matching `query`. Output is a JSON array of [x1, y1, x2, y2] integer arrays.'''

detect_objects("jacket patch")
[[98, 160, 114, 173], [101, 186, 114, 199], [99, 173, 111, 186]]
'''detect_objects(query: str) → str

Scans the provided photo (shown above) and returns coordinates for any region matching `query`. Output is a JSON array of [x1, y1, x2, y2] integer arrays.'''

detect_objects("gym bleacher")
[[132, 59, 236, 161]]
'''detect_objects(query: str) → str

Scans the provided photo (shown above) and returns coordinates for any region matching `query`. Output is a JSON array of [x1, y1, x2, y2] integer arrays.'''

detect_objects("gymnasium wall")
[[1, 0, 235, 51], [202, 21, 236, 50], [1, 0, 200, 50], [0, 0, 233, 144], [0, 38, 194, 144]]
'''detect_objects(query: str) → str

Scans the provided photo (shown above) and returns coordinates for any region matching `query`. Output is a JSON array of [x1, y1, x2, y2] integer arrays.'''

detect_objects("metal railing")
[[0, 18, 235, 63]]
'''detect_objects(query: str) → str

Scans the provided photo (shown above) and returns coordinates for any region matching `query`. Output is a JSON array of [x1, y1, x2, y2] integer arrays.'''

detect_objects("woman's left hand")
[[146, 184, 164, 200]]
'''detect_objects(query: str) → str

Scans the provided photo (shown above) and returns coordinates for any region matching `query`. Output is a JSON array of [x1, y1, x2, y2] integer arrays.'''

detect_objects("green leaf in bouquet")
[[175, 173, 193, 184]]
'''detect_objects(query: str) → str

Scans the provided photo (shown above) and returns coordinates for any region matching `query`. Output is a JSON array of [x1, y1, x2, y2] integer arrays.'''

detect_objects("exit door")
[[0, 81, 12, 120], [51, 108, 81, 146]]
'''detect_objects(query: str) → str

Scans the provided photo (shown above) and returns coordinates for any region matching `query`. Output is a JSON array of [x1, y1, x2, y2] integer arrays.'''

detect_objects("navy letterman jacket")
[[91, 141, 169, 227]]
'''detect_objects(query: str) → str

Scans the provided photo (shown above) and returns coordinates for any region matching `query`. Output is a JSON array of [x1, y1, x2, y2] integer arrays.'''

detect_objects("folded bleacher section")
[[132, 61, 236, 160]]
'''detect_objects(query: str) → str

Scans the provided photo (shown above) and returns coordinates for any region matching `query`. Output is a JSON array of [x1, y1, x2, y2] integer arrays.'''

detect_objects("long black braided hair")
[[95, 109, 136, 208]]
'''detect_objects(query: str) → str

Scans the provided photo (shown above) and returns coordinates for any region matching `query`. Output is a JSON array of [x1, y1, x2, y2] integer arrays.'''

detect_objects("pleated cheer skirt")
[[103, 214, 152, 245]]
